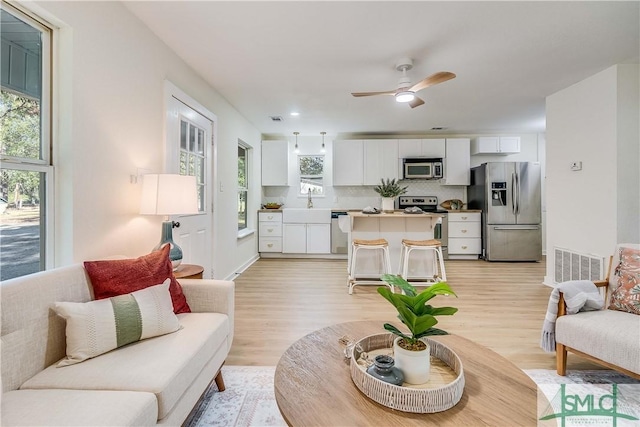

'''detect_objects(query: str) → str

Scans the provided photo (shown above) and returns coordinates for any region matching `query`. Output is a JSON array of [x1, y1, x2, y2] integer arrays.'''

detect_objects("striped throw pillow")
[[54, 279, 181, 367]]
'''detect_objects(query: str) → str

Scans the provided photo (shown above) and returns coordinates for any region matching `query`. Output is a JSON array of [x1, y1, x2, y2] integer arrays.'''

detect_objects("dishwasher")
[[331, 212, 349, 254]]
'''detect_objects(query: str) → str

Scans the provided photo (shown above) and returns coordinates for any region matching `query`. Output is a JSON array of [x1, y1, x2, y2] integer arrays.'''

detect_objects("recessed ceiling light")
[[290, 112, 300, 116]]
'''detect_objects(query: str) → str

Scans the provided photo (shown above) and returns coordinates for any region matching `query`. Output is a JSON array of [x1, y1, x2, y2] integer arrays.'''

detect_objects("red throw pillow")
[[84, 245, 191, 314]]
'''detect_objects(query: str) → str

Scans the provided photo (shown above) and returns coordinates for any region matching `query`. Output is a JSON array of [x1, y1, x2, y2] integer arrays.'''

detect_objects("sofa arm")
[[179, 279, 235, 317]]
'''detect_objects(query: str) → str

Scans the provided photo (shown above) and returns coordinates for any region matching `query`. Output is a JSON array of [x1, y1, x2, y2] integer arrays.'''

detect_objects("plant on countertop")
[[373, 178, 408, 198], [378, 274, 458, 351]]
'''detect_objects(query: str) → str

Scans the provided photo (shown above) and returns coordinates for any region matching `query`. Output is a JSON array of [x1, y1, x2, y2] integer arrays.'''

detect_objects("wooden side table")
[[173, 264, 204, 280]]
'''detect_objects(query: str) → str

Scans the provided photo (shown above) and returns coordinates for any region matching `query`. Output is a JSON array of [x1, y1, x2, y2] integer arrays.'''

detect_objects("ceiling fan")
[[351, 58, 456, 109]]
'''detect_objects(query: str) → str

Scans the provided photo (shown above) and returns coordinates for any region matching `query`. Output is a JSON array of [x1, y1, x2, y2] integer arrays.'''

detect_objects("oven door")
[[404, 162, 433, 179]]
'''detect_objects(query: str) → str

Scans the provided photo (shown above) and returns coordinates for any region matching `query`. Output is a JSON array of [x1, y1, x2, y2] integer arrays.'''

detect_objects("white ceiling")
[[124, 1, 639, 137]]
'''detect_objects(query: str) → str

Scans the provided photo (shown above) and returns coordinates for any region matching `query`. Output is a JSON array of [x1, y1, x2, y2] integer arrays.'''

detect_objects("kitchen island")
[[340, 211, 444, 279]]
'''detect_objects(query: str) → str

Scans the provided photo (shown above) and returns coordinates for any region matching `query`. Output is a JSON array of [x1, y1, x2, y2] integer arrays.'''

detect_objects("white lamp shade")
[[140, 174, 199, 215]]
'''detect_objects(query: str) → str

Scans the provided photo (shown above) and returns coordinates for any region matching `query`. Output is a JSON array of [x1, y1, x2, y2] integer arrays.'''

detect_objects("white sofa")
[[1, 263, 234, 426], [555, 243, 640, 378]]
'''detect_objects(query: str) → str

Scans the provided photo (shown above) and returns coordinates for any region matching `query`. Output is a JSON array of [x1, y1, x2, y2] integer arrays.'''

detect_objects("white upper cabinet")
[[363, 139, 399, 185], [333, 140, 364, 186], [471, 137, 521, 155], [442, 138, 470, 186], [261, 140, 289, 185], [398, 139, 446, 158]]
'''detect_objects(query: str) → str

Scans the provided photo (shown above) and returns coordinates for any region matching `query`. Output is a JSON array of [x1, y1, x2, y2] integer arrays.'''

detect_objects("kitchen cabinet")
[[261, 140, 289, 186], [448, 212, 481, 259], [398, 139, 445, 158], [333, 140, 364, 186], [283, 223, 330, 254], [363, 139, 399, 184], [258, 212, 283, 253], [442, 138, 470, 186], [471, 137, 521, 155]]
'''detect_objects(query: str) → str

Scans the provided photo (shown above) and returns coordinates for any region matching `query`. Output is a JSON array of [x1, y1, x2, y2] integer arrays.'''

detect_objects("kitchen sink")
[[282, 208, 331, 224]]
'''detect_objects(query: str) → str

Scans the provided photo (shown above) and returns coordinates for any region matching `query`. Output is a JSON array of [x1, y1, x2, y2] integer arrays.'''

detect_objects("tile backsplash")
[[263, 181, 466, 210]]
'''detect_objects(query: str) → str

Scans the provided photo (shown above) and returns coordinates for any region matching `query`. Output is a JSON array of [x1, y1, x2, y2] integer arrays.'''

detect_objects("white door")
[[165, 83, 215, 278]]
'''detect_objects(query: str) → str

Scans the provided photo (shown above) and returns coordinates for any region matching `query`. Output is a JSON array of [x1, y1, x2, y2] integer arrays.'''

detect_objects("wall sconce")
[[294, 132, 300, 153], [140, 174, 198, 269]]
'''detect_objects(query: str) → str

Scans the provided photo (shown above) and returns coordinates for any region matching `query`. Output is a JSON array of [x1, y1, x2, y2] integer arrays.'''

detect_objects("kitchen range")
[[396, 196, 449, 259]]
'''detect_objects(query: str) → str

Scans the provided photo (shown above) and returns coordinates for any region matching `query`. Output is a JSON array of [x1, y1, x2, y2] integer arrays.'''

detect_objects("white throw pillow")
[[53, 279, 181, 367]]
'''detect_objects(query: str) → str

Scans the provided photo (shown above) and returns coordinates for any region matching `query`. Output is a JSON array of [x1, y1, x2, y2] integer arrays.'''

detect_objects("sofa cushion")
[[556, 309, 640, 374], [53, 280, 181, 366], [1, 389, 157, 426], [84, 245, 191, 314], [608, 246, 640, 315], [20, 312, 229, 420]]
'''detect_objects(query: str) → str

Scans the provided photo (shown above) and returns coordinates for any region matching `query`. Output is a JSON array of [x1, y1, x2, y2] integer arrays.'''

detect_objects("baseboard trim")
[[225, 254, 259, 281]]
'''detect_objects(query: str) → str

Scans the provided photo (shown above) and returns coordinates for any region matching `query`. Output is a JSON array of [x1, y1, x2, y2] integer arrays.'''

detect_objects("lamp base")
[[154, 220, 183, 270]]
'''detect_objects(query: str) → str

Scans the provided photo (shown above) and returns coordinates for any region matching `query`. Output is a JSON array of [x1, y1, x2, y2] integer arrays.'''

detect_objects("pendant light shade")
[[320, 131, 326, 153], [294, 132, 300, 153]]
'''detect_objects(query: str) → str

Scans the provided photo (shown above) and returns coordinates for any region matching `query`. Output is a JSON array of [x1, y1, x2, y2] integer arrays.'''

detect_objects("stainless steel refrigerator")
[[467, 162, 542, 261]]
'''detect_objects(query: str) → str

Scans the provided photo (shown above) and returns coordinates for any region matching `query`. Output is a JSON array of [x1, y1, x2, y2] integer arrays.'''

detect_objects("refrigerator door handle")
[[493, 226, 540, 230], [511, 173, 517, 215], [515, 172, 521, 215]]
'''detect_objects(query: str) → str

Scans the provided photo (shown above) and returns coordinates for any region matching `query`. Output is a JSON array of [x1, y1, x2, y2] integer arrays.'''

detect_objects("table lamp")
[[140, 173, 199, 269]]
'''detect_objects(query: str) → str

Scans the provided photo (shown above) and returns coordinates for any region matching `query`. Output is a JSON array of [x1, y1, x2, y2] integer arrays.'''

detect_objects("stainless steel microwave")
[[403, 158, 443, 180]]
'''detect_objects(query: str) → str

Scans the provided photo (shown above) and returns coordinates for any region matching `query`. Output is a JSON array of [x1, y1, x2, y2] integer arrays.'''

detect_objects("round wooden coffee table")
[[274, 321, 538, 426]]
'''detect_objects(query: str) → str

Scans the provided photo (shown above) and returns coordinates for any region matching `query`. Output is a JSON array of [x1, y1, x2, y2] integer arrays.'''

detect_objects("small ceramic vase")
[[366, 354, 404, 386]]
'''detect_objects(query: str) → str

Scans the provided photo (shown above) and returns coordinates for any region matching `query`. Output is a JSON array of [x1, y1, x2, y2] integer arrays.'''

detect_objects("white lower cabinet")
[[259, 212, 283, 253], [283, 223, 330, 254], [448, 212, 481, 259]]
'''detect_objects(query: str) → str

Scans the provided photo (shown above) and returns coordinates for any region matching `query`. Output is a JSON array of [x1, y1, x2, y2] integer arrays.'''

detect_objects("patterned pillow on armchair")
[[608, 246, 640, 315]]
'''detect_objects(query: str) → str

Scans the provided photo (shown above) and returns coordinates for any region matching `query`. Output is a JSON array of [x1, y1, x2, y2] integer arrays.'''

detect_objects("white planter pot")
[[393, 337, 431, 385], [381, 197, 395, 213]]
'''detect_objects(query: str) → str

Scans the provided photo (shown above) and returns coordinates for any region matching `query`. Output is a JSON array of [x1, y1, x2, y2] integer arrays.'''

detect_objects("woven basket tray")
[[350, 333, 465, 413]]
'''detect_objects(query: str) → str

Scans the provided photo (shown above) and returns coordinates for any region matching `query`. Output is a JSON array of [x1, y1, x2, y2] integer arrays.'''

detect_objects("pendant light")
[[293, 132, 300, 153], [320, 132, 326, 153]]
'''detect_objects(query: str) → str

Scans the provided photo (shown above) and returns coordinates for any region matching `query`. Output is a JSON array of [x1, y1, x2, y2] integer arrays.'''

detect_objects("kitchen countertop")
[[348, 211, 445, 218], [441, 209, 482, 213]]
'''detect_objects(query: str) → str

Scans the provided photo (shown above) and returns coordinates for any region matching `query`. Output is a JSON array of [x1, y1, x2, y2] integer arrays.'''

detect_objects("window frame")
[[297, 154, 325, 197], [0, 1, 55, 275], [237, 141, 249, 233]]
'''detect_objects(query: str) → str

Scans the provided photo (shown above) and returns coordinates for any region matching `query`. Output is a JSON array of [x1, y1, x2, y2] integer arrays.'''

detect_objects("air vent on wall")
[[269, 116, 284, 122], [553, 247, 605, 284]]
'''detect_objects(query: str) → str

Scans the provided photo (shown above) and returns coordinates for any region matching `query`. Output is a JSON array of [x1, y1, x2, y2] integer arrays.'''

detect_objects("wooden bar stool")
[[398, 238, 447, 286], [348, 238, 394, 295]]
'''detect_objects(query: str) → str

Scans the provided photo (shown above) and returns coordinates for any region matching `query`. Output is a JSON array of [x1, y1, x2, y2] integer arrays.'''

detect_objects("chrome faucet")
[[307, 189, 313, 208]]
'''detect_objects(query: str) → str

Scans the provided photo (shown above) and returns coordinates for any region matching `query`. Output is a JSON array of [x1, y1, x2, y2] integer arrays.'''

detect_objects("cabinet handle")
[[461, 216, 468, 220], [268, 228, 273, 232], [462, 245, 468, 250], [267, 243, 273, 248], [461, 229, 467, 233], [268, 215, 273, 220]]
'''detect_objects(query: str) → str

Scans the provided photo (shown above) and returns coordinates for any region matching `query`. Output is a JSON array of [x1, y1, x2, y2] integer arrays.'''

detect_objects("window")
[[0, 3, 53, 280], [179, 118, 206, 212], [298, 155, 324, 195], [237, 143, 248, 230]]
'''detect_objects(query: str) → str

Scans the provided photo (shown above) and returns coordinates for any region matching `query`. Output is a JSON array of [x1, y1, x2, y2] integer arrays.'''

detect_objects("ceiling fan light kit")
[[351, 58, 456, 109]]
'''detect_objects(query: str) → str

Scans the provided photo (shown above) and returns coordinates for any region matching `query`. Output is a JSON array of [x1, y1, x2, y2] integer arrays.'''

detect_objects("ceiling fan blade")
[[351, 90, 396, 97], [409, 71, 456, 93], [409, 96, 425, 108]]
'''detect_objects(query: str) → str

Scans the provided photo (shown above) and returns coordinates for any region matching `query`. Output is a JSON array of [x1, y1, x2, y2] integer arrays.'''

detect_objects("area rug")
[[186, 366, 640, 427], [185, 366, 285, 427]]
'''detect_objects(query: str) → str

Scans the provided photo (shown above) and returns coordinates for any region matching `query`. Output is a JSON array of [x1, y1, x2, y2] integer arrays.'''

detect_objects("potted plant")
[[373, 178, 408, 213], [378, 274, 458, 384]]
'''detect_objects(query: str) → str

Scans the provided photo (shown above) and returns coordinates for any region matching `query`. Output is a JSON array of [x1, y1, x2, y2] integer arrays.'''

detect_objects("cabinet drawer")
[[259, 222, 282, 237], [259, 212, 282, 222], [259, 238, 282, 252], [448, 238, 481, 255], [448, 222, 481, 238], [448, 212, 481, 223]]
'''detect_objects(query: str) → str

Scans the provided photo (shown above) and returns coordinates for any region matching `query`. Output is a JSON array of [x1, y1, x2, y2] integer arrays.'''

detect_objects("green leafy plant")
[[378, 274, 458, 351], [373, 178, 408, 198]]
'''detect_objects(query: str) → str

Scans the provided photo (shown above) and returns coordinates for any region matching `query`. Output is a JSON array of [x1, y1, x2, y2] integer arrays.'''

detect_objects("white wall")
[[545, 64, 639, 284], [30, 1, 261, 279]]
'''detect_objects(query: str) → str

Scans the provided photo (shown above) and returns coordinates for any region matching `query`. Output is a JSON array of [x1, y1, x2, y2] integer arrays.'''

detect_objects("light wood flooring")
[[227, 258, 601, 371]]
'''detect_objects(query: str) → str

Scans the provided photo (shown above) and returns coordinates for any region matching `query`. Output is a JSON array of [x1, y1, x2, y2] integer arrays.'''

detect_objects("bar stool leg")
[[348, 245, 359, 295], [382, 246, 394, 293], [436, 246, 447, 282]]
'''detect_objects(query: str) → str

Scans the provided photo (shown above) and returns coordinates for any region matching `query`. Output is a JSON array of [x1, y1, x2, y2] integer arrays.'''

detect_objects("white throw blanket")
[[540, 280, 604, 352]]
